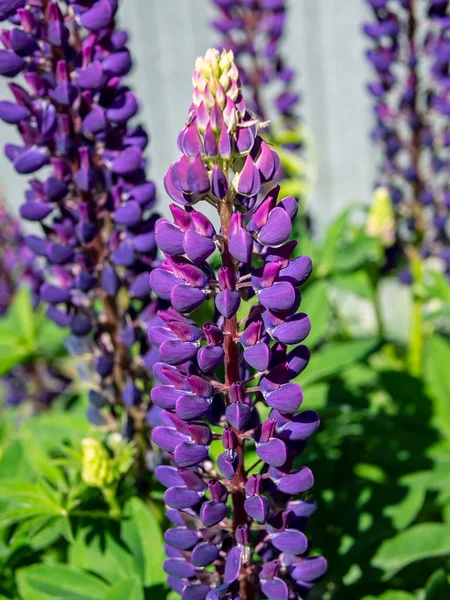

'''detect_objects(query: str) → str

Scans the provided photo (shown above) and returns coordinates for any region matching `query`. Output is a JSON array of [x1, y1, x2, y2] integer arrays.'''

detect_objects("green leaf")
[[331, 271, 375, 300], [16, 564, 109, 600], [69, 529, 140, 585], [362, 592, 416, 600], [316, 208, 353, 277], [424, 335, 450, 439], [302, 383, 329, 410], [423, 270, 450, 305], [301, 280, 331, 348], [122, 498, 165, 587], [332, 235, 381, 273], [372, 523, 450, 578], [297, 339, 379, 387], [104, 578, 144, 600], [383, 486, 426, 531], [425, 569, 450, 600]]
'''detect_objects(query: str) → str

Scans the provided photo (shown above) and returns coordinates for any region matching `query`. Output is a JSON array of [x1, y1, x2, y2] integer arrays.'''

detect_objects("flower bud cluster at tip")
[[363, 0, 450, 281], [211, 0, 302, 137], [150, 48, 326, 600], [0, 0, 162, 431]]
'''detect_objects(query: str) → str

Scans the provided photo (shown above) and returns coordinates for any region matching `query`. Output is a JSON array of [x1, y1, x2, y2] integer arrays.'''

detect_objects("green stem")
[[102, 486, 121, 519], [408, 253, 424, 378]]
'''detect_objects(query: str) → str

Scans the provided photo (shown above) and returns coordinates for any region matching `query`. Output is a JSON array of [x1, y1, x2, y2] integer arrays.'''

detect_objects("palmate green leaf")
[[424, 335, 450, 439], [372, 523, 450, 579], [16, 564, 109, 600], [425, 569, 450, 599], [383, 486, 426, 531], [122, 498, 165, 587], [297, 338, 379, 387], [0, 439, 32, 479], [301, 280, 331, 348], [104, 578, 144, 600]]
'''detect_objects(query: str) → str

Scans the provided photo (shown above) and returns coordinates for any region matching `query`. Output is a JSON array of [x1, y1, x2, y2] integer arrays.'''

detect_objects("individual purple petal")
[[236, 155, 260, 196], [276, 410, 320, 441], [101, 266, 120, 296], [261, 578, 289, 600], [229, 229, 253, 263], [151, 426, 188, 452], [183, 229, 216, 264], [198, 345, 224, 373], [258, 282, 295, 311], [275, 467, 314, 495], [215, 290, 240, 318], [176, 394, 210, 420], [149, 269, 179, 301], [70, 314, 92, 336], [225, 402, 251, 431], [258, 207, 292, 246], [164, 486, 203, 509], [191, 542, 220, 567], [111, 146, 142, 176], [20, 202, 52, 221], [271, 313, 311, 345], [224, 545, 244, 583], [40, 284, 70, 304], [256, 438, 287, 467], [182, 583, 210, 600], [14, 146, 49, 174], [160, 340, 198, 365], [130, 272, 151, 298], [82, 106, 107, 135], [244, 494, 269, 522], [77, 62, 104, 90], [271, 529, 308, 556], [174, 442, 208, 468], [265, 383, 303, 413], [171, 284, 206, 313], [164, 527, 200, 550], [164, 558, 197, 579], [290, 556, 328, 582], [279, 256, 313, 286], [243, 342, 270, 371], [81, 0, 114, 32], [113, 200, 142, 227], [156, 220, 185, 255], [200, 501, 227, 527], [0, 50, 25, 77], [217, 451, 238, 480], [211, 165, 228, 199], [0, 100, 29, 124], [106, 91, 138, 123]]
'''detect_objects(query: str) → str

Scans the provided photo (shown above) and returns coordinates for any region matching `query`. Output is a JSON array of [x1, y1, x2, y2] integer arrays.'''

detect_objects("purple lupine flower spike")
[[0, 1, 160, 440], [151, 48, 326, 600], [212, 0, 303, 154], [364, 0, 450, 280]]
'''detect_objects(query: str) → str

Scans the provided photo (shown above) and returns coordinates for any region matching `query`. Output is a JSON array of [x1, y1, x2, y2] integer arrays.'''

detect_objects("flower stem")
[[408, 251, 424, 378]]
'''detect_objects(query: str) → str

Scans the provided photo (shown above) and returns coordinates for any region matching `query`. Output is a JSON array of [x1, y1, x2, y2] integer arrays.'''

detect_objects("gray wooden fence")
[[0, 0, 376, 234]]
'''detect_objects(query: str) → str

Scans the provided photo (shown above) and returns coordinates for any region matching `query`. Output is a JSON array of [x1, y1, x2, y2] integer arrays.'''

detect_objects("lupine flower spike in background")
[[364, 0, 450, 375], [212, 0, 310, 212], [0, 0, 161, 446], [150, 48, 326, 600]]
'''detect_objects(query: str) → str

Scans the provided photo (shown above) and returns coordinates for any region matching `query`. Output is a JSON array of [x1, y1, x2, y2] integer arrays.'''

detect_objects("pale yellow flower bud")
[[366, 187, 395, 246]]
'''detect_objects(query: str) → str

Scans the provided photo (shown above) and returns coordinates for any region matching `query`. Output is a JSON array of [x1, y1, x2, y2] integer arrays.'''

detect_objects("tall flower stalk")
[[364, 0, 450, 374], [150, 48, 326, 600], [0, 1, 159, 445]]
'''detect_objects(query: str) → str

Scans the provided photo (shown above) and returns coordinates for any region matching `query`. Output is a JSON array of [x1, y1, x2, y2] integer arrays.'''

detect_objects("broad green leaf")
[[301, 280, 331, 348], [297, 339, 379, 387], [69, 529, 139, 585], [363, 593, 415, 600], [104, 578, 144, 600], [302, 383, 329, 410], [424, 335, 450, 439], [384, 486, 425, 531], [6, 288, 36, 350], [316, 208, 353, 277], [122, 498, 165, 587], [0, 345, 31, 377], [423, 270, 450, 305], [0, 439, 31, 479], [372, 523, 450, 578], [278, 178, 307, 201], [16, 564, 109, 600], [332, 235, 381, 273], [19, 433, 64, 486], [425, 569, 450, 599]]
